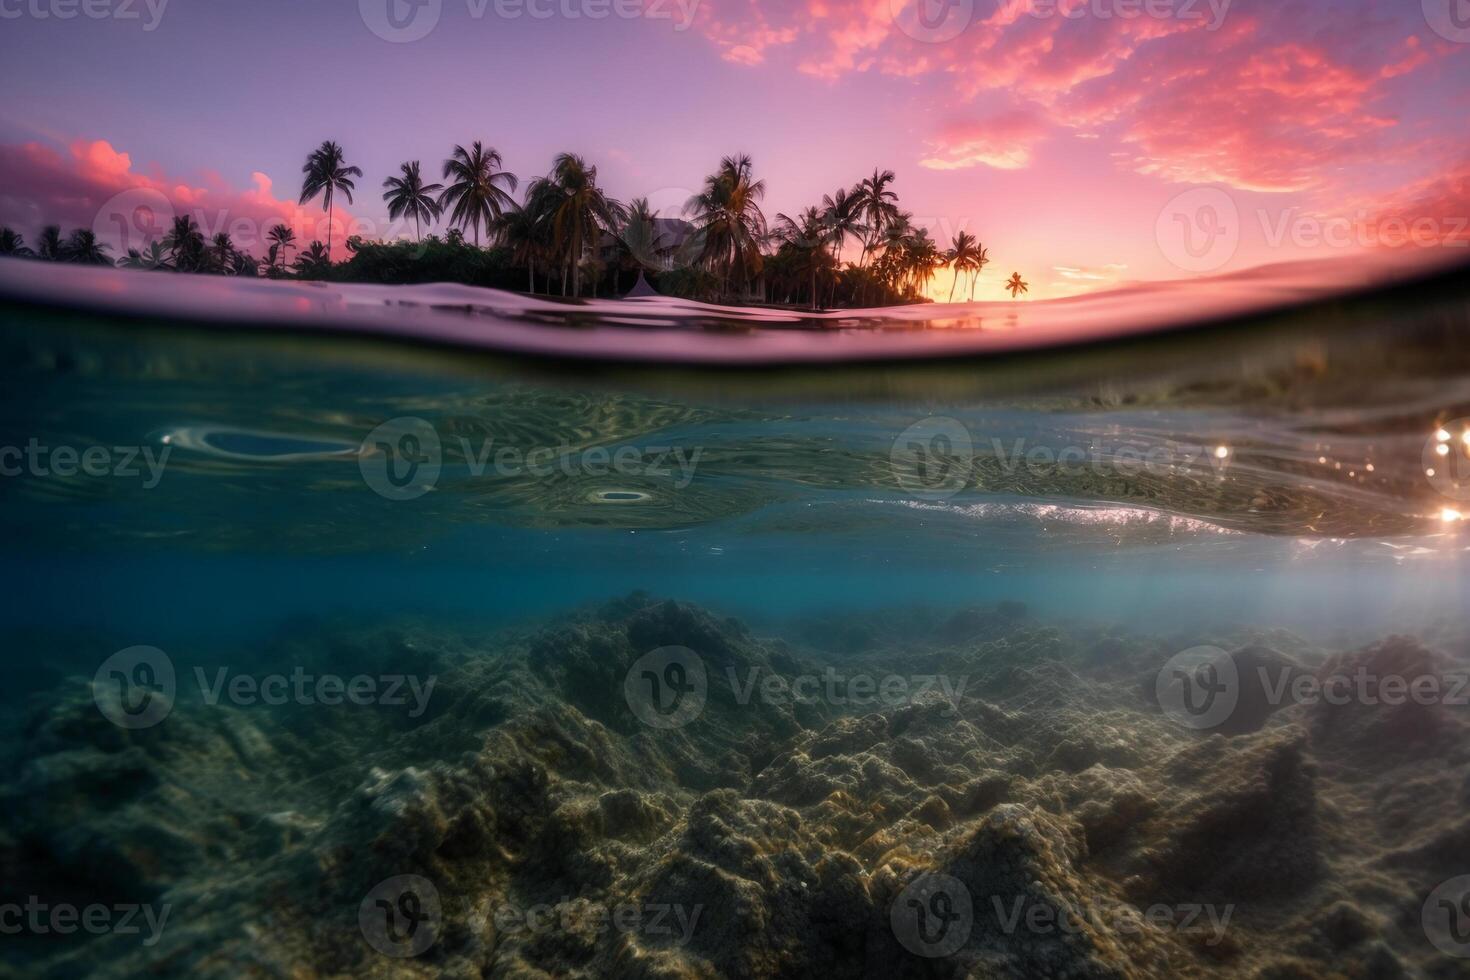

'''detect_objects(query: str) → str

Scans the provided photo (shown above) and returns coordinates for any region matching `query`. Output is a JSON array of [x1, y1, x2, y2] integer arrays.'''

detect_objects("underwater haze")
[[2, 264, 1470, 978]]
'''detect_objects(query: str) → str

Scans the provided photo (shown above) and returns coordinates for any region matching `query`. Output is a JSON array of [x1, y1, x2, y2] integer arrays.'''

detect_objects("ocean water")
[[2, 259, 1470, 978]]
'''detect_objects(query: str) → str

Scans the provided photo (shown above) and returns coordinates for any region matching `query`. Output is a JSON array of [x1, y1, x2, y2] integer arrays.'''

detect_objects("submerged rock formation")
[[2, 597, 1467, 978]]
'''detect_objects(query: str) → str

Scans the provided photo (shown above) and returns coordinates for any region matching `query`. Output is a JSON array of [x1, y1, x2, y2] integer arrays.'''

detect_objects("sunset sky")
[[1, 0, 1467, 300]]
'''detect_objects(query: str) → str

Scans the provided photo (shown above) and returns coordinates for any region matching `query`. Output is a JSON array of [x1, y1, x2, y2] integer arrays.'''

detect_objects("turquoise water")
[[3, 263, 1470, 977]]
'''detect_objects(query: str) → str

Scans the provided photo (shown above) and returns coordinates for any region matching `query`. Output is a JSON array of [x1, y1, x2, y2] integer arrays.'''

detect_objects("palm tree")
[[63, 229, 112, 265], [774, 206, 834, 309], [267, 224, 297, 271], [119, 241, 173, 270], [163, 215, 206, 271], [819, 185, 866, 307], [527, 153, 623, 297], [0, 228, 32, 257], [36, 226, 64, 261], [905, 227, 942, 298], [294, 240, 331, 277], [1006, 272, 1029, 299], [856, 168, 899, 268], [968, 244, 990, 301], [685, 154, 768, 298], [229, 251, 260, 277], [208, 232, 236, 274], [299, 140, 361, 261], [496, 200, 548, 293], [619, 197, 672, 272], [382, 161, 444, 242], [946, 231, 978, 303], [438, 142, 518, 248]]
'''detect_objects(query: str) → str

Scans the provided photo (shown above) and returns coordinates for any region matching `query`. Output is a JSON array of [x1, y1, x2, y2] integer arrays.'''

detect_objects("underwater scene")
[[1, 265, 1469, 979]]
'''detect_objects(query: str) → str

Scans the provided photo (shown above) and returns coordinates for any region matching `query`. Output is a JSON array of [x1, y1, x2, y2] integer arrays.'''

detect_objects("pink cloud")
[[682, 1, 1452, 194], [1359, 157, 1470, 248], [0, 138, 360, 259], [920, 109, 1049, 171]]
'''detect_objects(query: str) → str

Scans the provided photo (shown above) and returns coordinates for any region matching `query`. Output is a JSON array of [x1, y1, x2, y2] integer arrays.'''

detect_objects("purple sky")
[[2, 0, 1467, 298]]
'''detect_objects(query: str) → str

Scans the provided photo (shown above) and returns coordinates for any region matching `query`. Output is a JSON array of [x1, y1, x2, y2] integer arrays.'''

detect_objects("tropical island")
[[0, 141, 1029, 308]]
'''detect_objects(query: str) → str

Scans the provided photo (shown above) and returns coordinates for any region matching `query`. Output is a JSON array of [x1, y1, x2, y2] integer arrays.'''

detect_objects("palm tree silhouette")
[[820, 185, 865, 307], [63, 229, 112, 265], [1006, 272, 1029, 298], [382, 161, 444, 242], [119, 241, 173, 270], [910, 230, 944, 298], [299, 141, 361, 261], [969, 244, 990, 301], [163, 215, 206, 272], [228, 251, 260, 277], [294, 240, 331, 277], [856, 168, 899, 268], [0, 227, 33, 257], [208, 232, 236, 274], [36, 226, 64, 261], [774, 206, 834, 309], [686, 154, 768, 299], [438, 142, 518, 249], [946, 231, 978, 303], [267, 224, 297, 272], [497, 202, 546, 293], [527, 153, 623, 297], [618, 197, 670, 272]]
